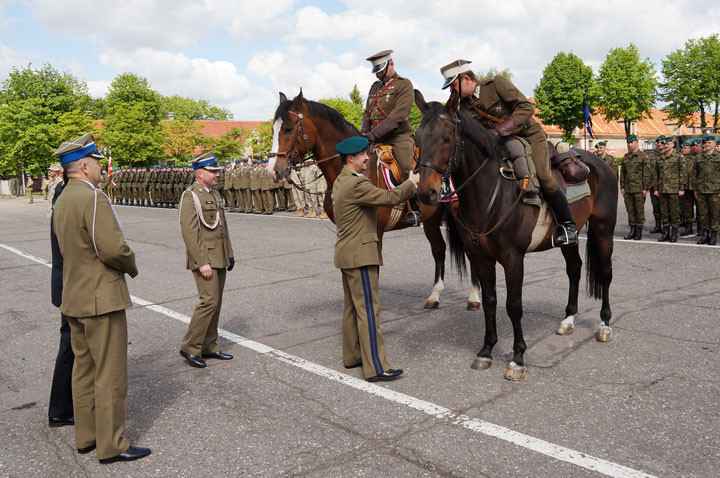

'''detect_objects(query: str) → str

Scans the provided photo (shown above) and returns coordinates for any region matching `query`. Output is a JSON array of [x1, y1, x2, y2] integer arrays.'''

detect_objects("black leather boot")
[[669, 227, 678, 243], [405, 196, 421, 227], [546, 189, 578, 246], [634, 227, 643, 240], [697, 230, 710, 244], [680, 221, 693, 236], [709, 231, 717, 246], [696, 222, 703, 236], [624, 226, 636, 240], [650, 218, 662, 234], [658, 226, 670, 242]]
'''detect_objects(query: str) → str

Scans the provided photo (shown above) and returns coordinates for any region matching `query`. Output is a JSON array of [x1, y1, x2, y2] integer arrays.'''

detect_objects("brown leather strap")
[[369, 78, 399, 119], [469, 103, 504, 124]]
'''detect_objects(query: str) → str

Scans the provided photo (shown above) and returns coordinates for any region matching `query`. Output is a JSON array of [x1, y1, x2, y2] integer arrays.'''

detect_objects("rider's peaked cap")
[[53, 132, 105, 164], [336, 136, 369, 155], [367, 50, 393, 74], [441, 59, 473, 90], [191, 151, 222, 171]]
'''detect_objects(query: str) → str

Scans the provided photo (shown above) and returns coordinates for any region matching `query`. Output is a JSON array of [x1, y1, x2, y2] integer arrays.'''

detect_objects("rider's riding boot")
[[669, 227, 678, 243], [709, 231, 717, 246], [650, 218, 662, 234], [405, 196, 421, 227], [624, 226, 636, 240], [658, 226, 670, 242], [680, 221, 693, 236], [633, 226, 643, 241], [546, 188, 578, 247], [697, 229, 710, 245]]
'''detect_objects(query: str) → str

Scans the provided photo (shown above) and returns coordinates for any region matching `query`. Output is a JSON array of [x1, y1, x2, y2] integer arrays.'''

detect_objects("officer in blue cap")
[[331, 136, 419, 382]]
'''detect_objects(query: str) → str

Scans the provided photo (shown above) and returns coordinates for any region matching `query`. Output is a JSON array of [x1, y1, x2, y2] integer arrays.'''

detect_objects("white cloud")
[[0, 43, 26, 80], [87, 80, 110, 98]]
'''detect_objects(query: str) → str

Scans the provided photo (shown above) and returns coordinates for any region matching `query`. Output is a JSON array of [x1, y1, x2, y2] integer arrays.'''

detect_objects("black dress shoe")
[[344, 362, 363, 369], [367, 369, 403, 382], [99, 446, 151, 464], [201, 351, 233, 360], [49, 417, 74, 427], [180, 350, 207, 368], [77, 443, 96, 454]]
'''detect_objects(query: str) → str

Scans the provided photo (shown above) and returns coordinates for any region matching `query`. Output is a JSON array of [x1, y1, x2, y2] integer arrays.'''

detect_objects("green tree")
[[160, 95, 230, 120], [534, 52, 595, 142], [409, 104, 422, 132], [247, 121, 273, 157], [162, 119, 204, 162], [349, 84, 363, 106], [208, 127, 245, 161], [661, 35, 720, 130], [0, 63, 87, 176], [596, 44, 657, 136], [102, 73, 164, 166], [318, 97, 363, 129], [476, 67, 513, 81]]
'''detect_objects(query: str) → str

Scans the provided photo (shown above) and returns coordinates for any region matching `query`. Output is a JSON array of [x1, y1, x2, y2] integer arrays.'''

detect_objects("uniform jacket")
[[223, 169, 233, 190], [239, 166, 251, 189], [363, 73, 414, 140], [249, 167, 261, 190], [655, 151, 687, 193], [460, 76, 544, 141], [53, 179, 137, 317], [50, 181, 64, 308], [596, 152, 618, 174], [179, 182, 234, 270], [332, 168, 417, 269], [621, 150, 655, 192], [693, 151, 720, 193], [260, 167, 273, 190], [232, 167, 243, 189]]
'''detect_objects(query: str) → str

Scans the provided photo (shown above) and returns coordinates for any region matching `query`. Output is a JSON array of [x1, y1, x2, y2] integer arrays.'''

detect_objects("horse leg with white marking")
[[556, 243, 582, 335], [470, 257, 498, 372], [421, 204, 447, 309]]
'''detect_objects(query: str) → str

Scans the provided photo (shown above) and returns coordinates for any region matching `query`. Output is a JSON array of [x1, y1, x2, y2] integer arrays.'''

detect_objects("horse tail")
[[445, 210, 467, 280], [585, 224, 603, 299]]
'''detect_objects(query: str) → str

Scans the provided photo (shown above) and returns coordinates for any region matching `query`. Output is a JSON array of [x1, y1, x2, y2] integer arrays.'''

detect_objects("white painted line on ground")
[[0, 242, 655, 478]]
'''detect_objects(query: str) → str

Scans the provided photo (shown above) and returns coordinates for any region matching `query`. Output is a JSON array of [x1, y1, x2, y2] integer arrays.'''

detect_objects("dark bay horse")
[[269, 91, 481, 309], [414, 89, 617, 380]]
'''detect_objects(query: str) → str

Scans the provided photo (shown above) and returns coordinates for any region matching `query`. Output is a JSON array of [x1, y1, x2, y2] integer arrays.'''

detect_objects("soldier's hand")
[[642, 190, 647, 199], [679, 190, 685, 197], [199, 264, 213, 280], [620, 188, 625, 196], [654, 191, 659, 197], [695, 192, 698, 200], [408, 170, 420, 185], [227, 257, 235, 271]]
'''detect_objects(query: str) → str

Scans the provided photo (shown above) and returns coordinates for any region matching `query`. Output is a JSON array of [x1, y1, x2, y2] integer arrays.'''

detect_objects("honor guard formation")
[[28, 46, 720, 468]]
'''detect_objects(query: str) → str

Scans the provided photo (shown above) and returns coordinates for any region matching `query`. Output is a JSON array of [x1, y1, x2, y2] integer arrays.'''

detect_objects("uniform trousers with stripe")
[[182, 268, 226, 356], [67, 310, 129, 460], [341, 265, 390, 379]]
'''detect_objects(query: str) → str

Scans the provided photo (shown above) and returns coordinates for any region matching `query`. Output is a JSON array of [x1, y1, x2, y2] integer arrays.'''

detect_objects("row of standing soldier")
[[98, 158, 328, 217]]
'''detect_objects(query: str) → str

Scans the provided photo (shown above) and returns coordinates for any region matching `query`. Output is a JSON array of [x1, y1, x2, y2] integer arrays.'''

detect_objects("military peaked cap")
[[48, 163, 62, 172], [336, 136, 369, 155], [53, 132, 105, 164], [366, 49, 393, 74], [440, 59, 473, 90], [191, 151, 222, 170]]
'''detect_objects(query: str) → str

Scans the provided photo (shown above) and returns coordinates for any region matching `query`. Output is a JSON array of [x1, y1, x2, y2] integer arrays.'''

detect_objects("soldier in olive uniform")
[[693, 135, 720, 245], [283, 167, 296, 212], [290, 167, 305, 217], [260, 158, 274, 213], [332, 136, 419, 381], [179, 151, 235, 368], [52, 133, 150, 463], [621, 134, 655, 240], [594, 141, 618, 176], [679, 141, 696, 235], [646, 137, 665, 234], [46, 163, 63, 218], [441, 59, 577, 246], [653, 136, 686, 242], [362, 50, 420, 226], [239, 158, 252, 213], [690, 139, 704, 235], [249, 160, 262, 213]]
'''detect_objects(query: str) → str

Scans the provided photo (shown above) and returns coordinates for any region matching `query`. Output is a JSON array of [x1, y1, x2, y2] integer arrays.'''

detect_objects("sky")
[[1, 0, 719, 120]]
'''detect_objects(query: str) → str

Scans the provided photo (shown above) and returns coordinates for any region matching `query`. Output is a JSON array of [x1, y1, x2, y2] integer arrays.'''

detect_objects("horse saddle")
[[547, 142, 590, 186], [375, 144, 404, 187]]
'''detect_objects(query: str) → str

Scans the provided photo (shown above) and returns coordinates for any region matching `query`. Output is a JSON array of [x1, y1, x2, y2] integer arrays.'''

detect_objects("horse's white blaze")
[[469, 283, 481, 303], [427, 278, 445, 302], [268, 117, 282, 176]]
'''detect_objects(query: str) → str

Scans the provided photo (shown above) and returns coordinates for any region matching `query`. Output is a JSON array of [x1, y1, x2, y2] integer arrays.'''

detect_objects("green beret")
[[703, 135, 716, 143], [665, 136, 674, 143], [655, 135, 665, 142], [681, 141, 690, 147], [626, 134, 638, 143], [336, 136, 369, 155], [595, 141, 606, 147], [691, 138, 702, 146]]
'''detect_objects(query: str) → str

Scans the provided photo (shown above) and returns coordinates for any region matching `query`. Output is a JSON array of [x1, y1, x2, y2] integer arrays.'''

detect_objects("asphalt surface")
[[1, 194, 718, 477]]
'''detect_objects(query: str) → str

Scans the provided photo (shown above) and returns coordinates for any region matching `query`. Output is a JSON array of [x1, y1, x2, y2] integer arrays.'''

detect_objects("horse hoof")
[[471, 357, 492, 370], [467, 301, 481, 311], [504, 362, 526, 381], [424, 300, 439, 309], [556, 323, 574, 335], [596, 326, 613, 342]]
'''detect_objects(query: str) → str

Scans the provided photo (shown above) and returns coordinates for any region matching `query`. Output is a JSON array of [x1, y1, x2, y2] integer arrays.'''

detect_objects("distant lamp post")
[[168, 111, 174, 121], [228, 113, 234, 120]]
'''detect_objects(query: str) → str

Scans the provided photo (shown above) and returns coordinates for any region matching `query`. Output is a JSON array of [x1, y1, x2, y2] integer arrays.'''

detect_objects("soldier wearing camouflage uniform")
[[621, 135, 655, 240], [594, 141, 618, 176], [653, 136, 686, 243], [693, 135, 720, 245], [646, 137, 664, 233]]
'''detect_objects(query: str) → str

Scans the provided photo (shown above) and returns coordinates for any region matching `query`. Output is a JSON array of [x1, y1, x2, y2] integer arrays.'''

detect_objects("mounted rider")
[[361, 50, 421, 227], [440, 59, 578, 247]]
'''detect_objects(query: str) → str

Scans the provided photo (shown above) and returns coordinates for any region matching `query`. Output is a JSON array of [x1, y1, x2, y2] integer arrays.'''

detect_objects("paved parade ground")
[[1, 195, 719, 477]]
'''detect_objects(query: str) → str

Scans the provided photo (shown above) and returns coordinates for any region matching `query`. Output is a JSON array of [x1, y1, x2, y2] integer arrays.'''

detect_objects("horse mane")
[[275, 98, 359, 135]]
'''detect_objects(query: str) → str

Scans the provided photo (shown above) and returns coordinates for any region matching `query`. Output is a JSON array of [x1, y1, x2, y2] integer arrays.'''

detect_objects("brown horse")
[[269, 91, 481, 309], [414, 89, 617, 380]]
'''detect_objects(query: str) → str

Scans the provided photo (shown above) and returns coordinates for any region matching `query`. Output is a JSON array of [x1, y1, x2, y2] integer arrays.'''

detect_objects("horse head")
[[414, 88, 462, 205], [270, 89, 319, 181]]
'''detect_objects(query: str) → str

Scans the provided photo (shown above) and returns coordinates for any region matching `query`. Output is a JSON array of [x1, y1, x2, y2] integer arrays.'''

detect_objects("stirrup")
[[553, 224, 578, 247], [405, 211, 421, 227]]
